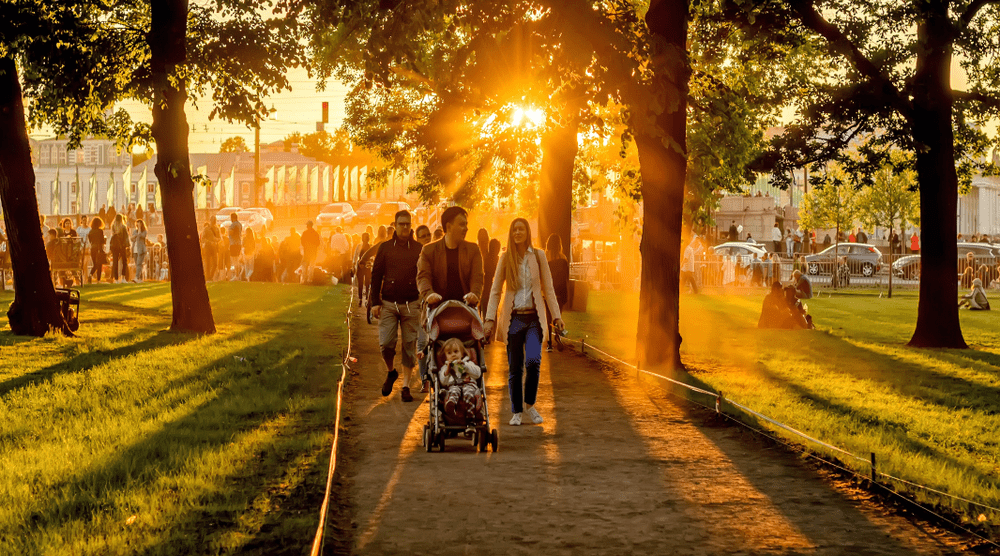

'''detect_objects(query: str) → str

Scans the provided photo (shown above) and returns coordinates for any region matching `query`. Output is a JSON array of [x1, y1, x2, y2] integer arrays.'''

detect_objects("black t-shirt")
[[444, 245, 464, 301]]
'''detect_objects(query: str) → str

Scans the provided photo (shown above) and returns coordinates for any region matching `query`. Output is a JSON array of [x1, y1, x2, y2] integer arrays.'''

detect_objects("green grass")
[[563, 289, 1000, 529], [0, 282, 349, 555]]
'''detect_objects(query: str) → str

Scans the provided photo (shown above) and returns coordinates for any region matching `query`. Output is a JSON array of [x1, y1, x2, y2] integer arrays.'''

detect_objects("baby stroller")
[[422, 300, 498, 453]]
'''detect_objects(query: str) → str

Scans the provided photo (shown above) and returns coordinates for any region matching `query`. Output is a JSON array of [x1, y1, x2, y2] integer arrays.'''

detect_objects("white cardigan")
[[485, 248, 562, 345]]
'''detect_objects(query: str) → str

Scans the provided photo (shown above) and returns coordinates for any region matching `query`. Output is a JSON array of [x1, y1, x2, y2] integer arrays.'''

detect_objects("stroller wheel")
[[437, 432, 446, 452], [471, 430, 479, 447], [490, 429, 499, 452], [423, 426, 432, 452], [477, 430, 488, 453]]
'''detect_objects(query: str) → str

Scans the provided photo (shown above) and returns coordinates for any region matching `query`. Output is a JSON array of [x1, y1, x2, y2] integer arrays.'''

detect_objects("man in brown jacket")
[[417, 206, 484, 307]]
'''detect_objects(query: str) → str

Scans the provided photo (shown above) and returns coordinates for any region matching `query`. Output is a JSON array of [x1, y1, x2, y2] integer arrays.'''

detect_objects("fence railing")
[[570, 252, 1000, 292]]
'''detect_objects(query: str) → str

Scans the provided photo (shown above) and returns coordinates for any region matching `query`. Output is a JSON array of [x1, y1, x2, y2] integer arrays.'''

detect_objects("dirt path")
[[330, 312, 970, 555]]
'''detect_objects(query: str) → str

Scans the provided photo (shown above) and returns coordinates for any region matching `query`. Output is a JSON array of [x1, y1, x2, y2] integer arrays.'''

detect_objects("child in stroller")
[[439, 337, 483, 423], [423, 300, 498, 452]]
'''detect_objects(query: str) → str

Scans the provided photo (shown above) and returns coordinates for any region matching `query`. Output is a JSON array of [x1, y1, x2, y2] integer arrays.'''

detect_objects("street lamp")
[[254, 105, 278, 207]]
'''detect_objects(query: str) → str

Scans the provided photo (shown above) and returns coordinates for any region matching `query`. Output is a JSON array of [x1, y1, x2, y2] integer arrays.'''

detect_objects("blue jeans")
[[507, 313, 543, 414]]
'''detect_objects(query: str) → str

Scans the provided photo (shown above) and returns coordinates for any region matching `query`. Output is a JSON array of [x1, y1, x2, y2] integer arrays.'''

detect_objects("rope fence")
[[309, 286, 355, 556], [564, 335, 1000, 549]]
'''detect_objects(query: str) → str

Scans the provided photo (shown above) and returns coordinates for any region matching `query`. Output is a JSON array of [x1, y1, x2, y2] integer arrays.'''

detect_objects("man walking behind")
[[300, 221, 321, 284], [373, 211, 423, 402]]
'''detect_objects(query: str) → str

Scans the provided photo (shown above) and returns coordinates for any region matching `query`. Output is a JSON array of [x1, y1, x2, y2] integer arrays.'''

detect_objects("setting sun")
[[511, 106, 545, 128]]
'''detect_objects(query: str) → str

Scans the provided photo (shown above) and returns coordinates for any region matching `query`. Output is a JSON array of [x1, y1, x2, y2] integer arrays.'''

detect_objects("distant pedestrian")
[[131, 219, 147, 282], [228, 212, 243, 262], [545, 233, 570, 351], [201, 221, 220, 281], [771, 222, 782, 253], [729, 220, 738, 242], [109, 214, 130, 283], [87, 217, 107, 283], [910, 233, 920, 254], [301, 221, 321, 283]]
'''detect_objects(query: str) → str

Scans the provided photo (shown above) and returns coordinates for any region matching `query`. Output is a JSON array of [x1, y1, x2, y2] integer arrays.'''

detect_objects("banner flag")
[[310, 165, 320, 203], [265, 165, 275, 203], [75, 166, 82, 213], [52, 167, 61, 215], [286, 165, 297, 203], [275, 165, 285, 204], [196, 165, 208, 209], [89, 168, 98, 214], [224, 164, 235, 206]]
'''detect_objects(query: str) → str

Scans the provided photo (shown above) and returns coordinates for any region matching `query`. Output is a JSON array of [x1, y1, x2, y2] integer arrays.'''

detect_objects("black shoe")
[[381, 369, 398, 397], [401, 387, 413, 402]]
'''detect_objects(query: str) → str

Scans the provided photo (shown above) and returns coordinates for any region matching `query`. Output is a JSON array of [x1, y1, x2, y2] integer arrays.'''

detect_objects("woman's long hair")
[[545, 233, 565, 261], [111, 214, 126, 235], [502, 218, 533, 290]]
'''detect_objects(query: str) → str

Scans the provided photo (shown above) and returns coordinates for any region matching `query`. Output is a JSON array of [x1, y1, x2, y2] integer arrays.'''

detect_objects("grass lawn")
[[0, 282, 349, 555], [563, 288, 1000, 529]]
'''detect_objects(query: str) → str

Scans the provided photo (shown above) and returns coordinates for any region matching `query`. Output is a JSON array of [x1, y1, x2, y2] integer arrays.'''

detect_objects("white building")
[[958, 175, 1000, 237]]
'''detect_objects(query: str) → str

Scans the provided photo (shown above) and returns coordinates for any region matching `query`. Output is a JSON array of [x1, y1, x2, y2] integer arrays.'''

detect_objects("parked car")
[[214, 207, 241, 227], [355, 202, 381, 224], [243, 207, 274, 233], [804, 242, 883, 276], [710, 242, 770, 266], [892, 254, 921, 279], [956, 242, 999, 267], [315, 202, 358, 232], [374, 202, 412, 226], [221, 210, 266, 237]]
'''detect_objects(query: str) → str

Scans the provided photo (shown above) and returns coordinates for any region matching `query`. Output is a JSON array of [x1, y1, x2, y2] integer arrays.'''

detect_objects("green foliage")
[[0, 282, 347, 554], [219, 135, 249, 153], [799, 162, 857, 232], [6, 0, 307, 151], [854, 150, 920, 234], [736, 0, 1000, 187]]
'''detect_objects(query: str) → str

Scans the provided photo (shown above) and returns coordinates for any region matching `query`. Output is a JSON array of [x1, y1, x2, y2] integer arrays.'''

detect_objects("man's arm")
[[370, 243, 387, 307]]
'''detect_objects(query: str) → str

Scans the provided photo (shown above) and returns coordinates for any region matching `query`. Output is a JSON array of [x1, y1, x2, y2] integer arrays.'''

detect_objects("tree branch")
[[958, 0, 1000, 29], [785, 0, 913, 123], [952, 89, 1000, 110]]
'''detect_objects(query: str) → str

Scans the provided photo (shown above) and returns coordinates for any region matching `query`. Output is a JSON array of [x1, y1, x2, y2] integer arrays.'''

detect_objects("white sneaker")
[[526, 407, 544, 424], [509, 413, 522, 426]]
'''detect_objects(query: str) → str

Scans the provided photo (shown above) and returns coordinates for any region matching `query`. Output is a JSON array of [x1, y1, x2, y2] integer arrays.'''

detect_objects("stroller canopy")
[[427, 300, 485, 342]]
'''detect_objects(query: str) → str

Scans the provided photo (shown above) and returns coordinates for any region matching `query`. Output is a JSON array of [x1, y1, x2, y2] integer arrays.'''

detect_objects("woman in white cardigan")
[[484, 219, 565, 426]]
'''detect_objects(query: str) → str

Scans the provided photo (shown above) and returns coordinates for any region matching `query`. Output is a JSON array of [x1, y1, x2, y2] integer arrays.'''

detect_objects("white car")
[[222, 211, 266, 238], [243, 207, 274, 232], [710, 242, 771, 266], [214, 207, 241, 227], [315, 202, 357, 232]]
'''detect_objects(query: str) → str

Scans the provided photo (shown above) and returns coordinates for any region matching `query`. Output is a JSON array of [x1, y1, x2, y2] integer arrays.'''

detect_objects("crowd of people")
[[39, 204, 168, 286]]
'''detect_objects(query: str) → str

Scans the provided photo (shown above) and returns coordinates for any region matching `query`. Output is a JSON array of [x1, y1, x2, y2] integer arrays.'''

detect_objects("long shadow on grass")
[[12, 303, 345, 555], [747, 362, 1000, 497], [0, 329, 196, 398]]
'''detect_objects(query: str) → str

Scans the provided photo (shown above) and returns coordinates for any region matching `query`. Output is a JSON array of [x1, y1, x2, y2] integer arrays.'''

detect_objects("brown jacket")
[[417, 238, 484, 302]]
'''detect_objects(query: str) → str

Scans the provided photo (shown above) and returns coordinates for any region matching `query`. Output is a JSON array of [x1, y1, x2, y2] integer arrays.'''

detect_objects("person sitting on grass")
[[791, 269, 812, 299], [758, 282, 791, 329], [438, 337, 483, 424], [784, 285, 815, 329], [959, 278, 991, 310]]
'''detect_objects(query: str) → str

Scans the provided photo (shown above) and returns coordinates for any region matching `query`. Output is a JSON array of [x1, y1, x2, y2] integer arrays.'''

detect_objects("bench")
[[48, 237, 86, 287]]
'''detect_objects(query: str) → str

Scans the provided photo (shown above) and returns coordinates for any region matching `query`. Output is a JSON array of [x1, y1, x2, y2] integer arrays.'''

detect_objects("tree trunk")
[[0, 57, 71, 336], [907, 9, 965, 348], [633, 0, 689, 371], [538, 119, 578, 258], [149, 0, 216, 334]]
